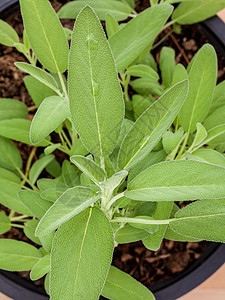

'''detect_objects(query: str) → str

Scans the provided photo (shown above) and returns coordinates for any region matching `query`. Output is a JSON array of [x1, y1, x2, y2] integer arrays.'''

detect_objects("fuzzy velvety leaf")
[[29, 155, 54, 184], [115, 224, 150, 244], [204, 106, 225, 145], [0, 239, 41, 271], [58, 0, 132, 21], [126, 64, 159, 80], [126, 160, 225, 202], [37, 178, 66, 191], [41, 188, 67, 202], [15, 63, 59, 93], [159, 47, 175, 88], [185, 149, 225, 168], [0, 98, 28, 121], [24, 219, 41, 245], [0, 19, 19, 46], [118, 80, 188, 170], [0, 119, 50, 146], [70, 155, 106, 184], [0, 136, 22, 171], [209, 81, 225, 115], [172, 0, 225, 25], [36, 186, 101, 237], [20, 0, 69, 72], [106, 14, 120, 37], [179, 44, 217, 133], [0, 168, 32, 215], [169, 199, 225, 242], [30, 254, 50, 281], [109, 4, 173, 72], [62, 160, 80, 187], [68, 6, 124, 157], [102, 266, 155, 300], [50, 207, 114, 299], [0, 212, 11, 235], [30, 96, 69, 144], [18, 190, 52, 220]]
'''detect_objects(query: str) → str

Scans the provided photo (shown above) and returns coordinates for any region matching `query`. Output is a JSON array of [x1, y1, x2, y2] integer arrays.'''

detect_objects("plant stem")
[[8, 210, 15, 219], [11, 224, 25, 229], [28, 105, 37, 112], [16, 167, 38, 191], [21, 147, 36, 186], [151, 29, 173, 50], [11, 215, 28, 222], [111, 217, 170, 225], [58, 72, 68, 98], [176, 132, 189, 159], [61, 129, 72, 149], [106, 192, 125, 210]]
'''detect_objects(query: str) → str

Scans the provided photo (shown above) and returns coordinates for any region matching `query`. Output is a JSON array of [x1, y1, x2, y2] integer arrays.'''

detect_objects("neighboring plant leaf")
[[30, 96, 69, 144], [68, 6, 124, 157], [103, 170, 128, 192], [189, 123, 207, 151], [50, 207, 114, 299], [30, 254, 50, 281], [70, 155, 106, 185], [0, 239, 41, 271], [0, 98, 28, 121], [125, 160, 225, 201], [172, 0, 225, 25], [0, 212, 11, 235], [20, 0, 69, 73], [130, 78, 162, 96], [0, 168, 32, 215], [162, 130, 183, 154], [179, 44, 217, 133], [204, 106, 225, 145], [39, 231, 55, 253], [29, 155, 55, 184], [0, 136, 22, 170], [15, 63, 59, 93], [115, 224, 150, 244], [171, 63, 188, 86], [109, 4, 173, 72], [36, 186, 101, 237], [102, 266, 155, 300], [118, 80, 188, 170], [132, 95, 155, 120], [169, 199, 225, 242], [18, 190, 52, 220], [69, 138, 89, 157], [0, 119, 50, 146], [58, 0, 132, 21]]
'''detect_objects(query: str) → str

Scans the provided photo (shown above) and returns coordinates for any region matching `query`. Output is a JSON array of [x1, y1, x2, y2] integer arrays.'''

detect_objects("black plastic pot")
[[0, 1, 225, 299]]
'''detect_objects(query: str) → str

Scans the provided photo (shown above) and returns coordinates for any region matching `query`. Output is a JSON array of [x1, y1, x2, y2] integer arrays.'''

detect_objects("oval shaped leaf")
[[0, 136, 22, 170], [29, 155, 55, 184], [68, 6, 124, 157], [0, 239, 41, 271], [30, 96, 69, 144], [0, 19, 19, 46], [125, 160, 225, 202], [0, 98, 28, 121], [179, 44, 217, 133], [20, 0, 69, 73], [0, 212, 11, 235], [51, 207, 114, 299], [58, 0, 132, 21]]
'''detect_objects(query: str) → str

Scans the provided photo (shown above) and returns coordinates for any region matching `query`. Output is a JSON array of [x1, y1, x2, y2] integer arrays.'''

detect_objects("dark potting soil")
[[0, 0, 223, 290]]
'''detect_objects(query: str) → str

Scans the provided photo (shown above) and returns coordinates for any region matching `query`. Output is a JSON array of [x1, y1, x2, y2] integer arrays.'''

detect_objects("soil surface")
[[0, 0, 223, 291]]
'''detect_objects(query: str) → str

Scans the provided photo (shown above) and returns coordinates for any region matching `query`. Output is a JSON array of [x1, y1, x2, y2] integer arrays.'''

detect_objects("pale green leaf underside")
[[69, 6, 124, 157], [126, 160, 225, 201], [50, 207, 114, 300]]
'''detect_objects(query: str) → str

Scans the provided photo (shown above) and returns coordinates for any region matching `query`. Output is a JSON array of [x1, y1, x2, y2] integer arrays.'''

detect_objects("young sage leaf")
[[0, 19, 19, 46], [0, 98, 28, 121]]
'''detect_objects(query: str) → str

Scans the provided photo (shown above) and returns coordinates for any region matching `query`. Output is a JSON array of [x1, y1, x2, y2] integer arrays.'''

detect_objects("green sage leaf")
[[0, 212, 11, 235], [0, 98, 28, 121], [30, 254, 50, 281], [0, 19, 19, 46], [68, 6, 124, 157]]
